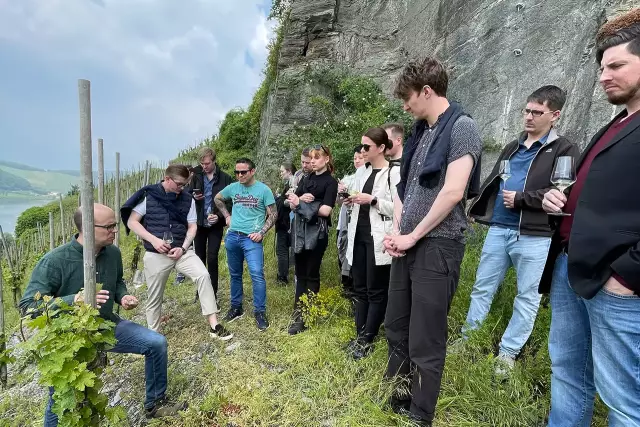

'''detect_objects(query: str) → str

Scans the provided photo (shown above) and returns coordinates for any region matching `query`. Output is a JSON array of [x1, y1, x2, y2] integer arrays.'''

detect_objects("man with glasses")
[[463, 85, 579, 374], [121, 165, 232, 340], [215, 158, 277, 331], [20, 204, 189, 422]]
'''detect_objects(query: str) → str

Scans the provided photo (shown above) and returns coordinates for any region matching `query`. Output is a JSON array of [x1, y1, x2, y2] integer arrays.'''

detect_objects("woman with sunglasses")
[[287, 145, 339, 335], [343, 128, 400, 359]]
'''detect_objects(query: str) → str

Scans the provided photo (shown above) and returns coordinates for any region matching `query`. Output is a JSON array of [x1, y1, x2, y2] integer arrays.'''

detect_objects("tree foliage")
[[15, 206, 51, 238]]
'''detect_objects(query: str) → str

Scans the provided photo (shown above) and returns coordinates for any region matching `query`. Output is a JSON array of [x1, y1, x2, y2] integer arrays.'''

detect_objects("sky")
[[0, 0, 276, 171]]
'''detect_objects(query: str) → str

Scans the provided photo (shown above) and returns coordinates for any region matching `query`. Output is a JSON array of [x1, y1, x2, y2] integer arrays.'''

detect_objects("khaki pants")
[[143, 249, 218, 332]]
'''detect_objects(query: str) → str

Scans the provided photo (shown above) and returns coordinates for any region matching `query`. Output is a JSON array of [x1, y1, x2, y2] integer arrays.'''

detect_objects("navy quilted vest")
[[143, 184, 192, 253]]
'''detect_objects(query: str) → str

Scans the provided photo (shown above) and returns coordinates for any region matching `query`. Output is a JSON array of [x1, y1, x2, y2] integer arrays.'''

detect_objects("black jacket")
[[186, 164, 233, 230], [275, 180, 292, 231], [469, 129, 579, 237], [539, 110, 640, 296]]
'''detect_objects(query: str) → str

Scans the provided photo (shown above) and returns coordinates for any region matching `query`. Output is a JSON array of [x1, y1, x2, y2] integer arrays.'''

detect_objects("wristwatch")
[[371, 197, 378, 207], [180, 247, 187, 255]]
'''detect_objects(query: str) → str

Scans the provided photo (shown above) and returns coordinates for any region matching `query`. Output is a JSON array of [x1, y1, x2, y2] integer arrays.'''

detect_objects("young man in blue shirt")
[[215, 158, 277, 331], [465, 86, 579, 373]]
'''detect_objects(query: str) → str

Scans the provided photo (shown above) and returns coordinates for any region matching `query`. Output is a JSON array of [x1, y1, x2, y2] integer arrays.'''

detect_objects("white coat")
[[346, 163, 400, 267]]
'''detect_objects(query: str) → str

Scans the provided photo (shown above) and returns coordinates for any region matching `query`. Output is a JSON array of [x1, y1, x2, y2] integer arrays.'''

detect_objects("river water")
[[0, 197, 54, 235]]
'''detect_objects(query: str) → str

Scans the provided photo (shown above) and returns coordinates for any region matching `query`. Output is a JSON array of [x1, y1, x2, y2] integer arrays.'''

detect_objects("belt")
[[228, 230, 249, 237]]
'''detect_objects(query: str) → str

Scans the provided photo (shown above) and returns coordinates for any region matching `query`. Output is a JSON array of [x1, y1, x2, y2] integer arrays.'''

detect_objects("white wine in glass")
[[499, 160, 511, 182], [549, 156, 576, 217], [163, 230, 174, 245]]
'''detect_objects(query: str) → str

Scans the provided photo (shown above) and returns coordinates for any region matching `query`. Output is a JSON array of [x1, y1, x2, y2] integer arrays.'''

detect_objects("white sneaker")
[[494, 352, 515, 377]]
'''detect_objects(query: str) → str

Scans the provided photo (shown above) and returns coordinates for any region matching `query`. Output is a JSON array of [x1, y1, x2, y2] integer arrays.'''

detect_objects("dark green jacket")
[[19, 236, 128, 322]]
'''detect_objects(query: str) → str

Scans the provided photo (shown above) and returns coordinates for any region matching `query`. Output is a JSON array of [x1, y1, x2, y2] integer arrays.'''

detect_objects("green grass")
[[0, 226, 609, 426], [0, 165, 78, 194]]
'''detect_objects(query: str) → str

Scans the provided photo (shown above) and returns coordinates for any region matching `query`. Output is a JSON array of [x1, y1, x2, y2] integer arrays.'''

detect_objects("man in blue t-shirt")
[[215, 158, 277, 331]]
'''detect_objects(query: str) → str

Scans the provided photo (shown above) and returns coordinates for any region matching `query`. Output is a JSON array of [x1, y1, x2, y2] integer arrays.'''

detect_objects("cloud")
[[0, 0, 275, 170]]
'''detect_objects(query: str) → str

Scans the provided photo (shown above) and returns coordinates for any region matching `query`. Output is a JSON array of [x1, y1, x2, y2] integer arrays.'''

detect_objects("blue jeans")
[[44, 319, 168, 426], [225, 231, 267, 313], [463, 226, 551, 358], [548, 253, 640, 427]]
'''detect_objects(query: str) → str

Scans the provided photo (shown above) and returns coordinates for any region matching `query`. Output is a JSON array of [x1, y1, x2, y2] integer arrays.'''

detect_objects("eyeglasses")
[[521, 108, 556, 118], [234, 170, 250, 176], [95, 223, 118, 232], [361, 144, 372, 152], [171, 177, 188, 188]]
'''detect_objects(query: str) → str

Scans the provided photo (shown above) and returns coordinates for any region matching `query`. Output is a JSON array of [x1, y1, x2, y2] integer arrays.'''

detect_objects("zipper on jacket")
[[517, 138, 557, 239]]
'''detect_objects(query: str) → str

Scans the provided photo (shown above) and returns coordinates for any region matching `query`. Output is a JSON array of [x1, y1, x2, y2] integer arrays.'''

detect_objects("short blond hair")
[[198, 147, 216, 162]]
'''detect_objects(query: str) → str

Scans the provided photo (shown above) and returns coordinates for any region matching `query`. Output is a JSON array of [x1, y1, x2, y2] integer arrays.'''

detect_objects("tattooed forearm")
[[259, 204, 278, 235], [214, 193, 230, 218]]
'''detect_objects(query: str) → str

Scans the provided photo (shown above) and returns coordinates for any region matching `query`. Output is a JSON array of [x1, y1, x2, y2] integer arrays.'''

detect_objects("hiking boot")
[[223, 307, 244, 323], [210, 324, 233, 341], [255, 312, 270, 331], [276, 276, 289, 286], [494, 352, 515, 377], [145, 396, 188, 419], [288, 312, 306, 335]]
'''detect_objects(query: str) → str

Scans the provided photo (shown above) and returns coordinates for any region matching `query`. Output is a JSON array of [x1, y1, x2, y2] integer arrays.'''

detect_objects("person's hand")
[[248, 232, 264, 243], [193, 193, 204, 201], [225, 216, 232, 226], [153, 237, 171, 254], [167, 247, 184, 260], [384, 233, 418, 253], [342, 197, 353, 206], [542, 189, 567, 214], [288, 194, 300, 208], [382, 236, 406, 257], [300, 193, 315, 203], [120, 295, 139, 310], [604, 276, 635, 296], [74, 290, 110, 308], [350, 193, 374, 205], [502, 190, 516, 209], [207, 214, 219, 225]]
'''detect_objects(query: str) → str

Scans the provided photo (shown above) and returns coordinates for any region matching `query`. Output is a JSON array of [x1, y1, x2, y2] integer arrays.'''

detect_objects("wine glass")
[[499, 160, 511, 183], [163, 230, 174, 245], [549, 156, 576, 217]]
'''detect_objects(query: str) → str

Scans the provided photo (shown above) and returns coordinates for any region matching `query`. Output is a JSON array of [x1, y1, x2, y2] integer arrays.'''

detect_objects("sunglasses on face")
[[310, 144, 329, 155], [234, 170, 251, 176], [361, 144, 374, 152]]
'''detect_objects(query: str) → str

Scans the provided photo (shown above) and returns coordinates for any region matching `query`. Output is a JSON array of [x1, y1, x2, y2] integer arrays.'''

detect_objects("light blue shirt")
[[220, 181, 275, 234]]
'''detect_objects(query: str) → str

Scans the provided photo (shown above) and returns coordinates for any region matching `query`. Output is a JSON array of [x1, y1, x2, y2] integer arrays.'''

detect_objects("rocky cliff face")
[[258, 0, 636, 171]]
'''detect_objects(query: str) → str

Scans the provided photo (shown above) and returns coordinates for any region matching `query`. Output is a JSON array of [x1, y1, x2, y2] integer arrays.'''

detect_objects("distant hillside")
[[0, 169, 33, 192], [0, 164, 78, 194]]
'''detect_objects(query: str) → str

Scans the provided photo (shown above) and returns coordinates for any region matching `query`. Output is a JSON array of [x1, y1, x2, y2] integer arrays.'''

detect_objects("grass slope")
[[0, 165, 78, 194], [0, 226, 608, 426]]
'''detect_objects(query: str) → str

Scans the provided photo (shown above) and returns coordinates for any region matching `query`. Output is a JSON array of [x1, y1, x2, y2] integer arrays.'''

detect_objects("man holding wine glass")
[[121, 164, 233, 341], [464, 85, 579, 375], [540, 10, 640, 426]]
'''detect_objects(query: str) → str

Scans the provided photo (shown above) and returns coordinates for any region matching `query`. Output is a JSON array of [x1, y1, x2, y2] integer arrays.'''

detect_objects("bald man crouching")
[[19, 204, 187, 425]]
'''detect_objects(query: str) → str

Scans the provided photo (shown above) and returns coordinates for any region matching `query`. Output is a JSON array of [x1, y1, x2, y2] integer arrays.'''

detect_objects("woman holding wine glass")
[[343, 127, 400, 359]]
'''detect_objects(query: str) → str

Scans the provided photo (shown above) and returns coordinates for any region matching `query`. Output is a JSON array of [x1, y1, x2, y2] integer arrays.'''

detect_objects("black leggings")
[[294, 237, 329, 308]]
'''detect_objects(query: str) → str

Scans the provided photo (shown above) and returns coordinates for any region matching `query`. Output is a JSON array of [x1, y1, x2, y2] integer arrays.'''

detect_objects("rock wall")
[[257, 0, 637, 171]]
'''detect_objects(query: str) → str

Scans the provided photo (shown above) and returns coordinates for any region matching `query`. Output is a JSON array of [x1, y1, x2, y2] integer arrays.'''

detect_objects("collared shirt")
[[491, 132, 549, 229], [18, 236, 128, 322]]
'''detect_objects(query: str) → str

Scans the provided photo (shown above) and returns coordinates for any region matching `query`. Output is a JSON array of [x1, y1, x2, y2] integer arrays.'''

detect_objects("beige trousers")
[[143, 249, 219, 332]]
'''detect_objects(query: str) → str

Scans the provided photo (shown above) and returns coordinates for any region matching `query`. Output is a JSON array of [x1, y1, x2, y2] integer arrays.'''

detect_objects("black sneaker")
[[210, 324, 233, 341], [396, 407, 432, 427], [145, 396, 188, 419], [223, 307, 244, 323], [255, 312, 269, 331], [288, 313, 306, 335], [351, 339, 373, 361]]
